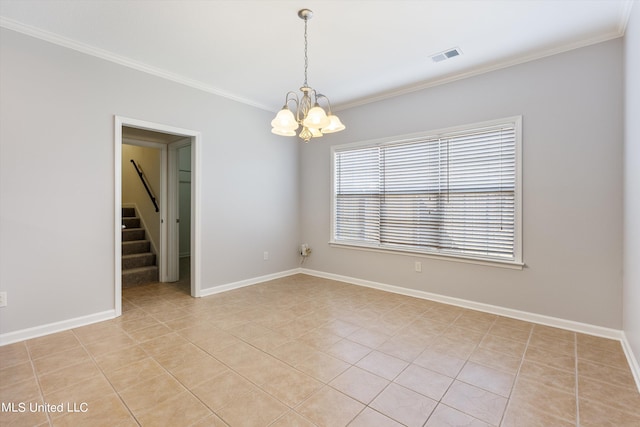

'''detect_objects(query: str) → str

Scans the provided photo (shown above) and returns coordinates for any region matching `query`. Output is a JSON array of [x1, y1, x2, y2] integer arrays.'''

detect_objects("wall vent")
[[431, 47, 462, 63]]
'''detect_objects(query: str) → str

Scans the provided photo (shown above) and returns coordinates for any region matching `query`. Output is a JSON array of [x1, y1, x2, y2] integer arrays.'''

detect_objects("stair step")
[[122, 228, 145, 242], [122, 217, 140, 229], [122, 207, 136, 218], [122, 266, 158, 287], [122, 240, 150, 255], [122, 252, 156, 270]]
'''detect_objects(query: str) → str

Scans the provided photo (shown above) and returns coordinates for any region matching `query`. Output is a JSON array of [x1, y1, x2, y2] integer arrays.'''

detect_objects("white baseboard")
[[199, 269, 301, 297], [0, 309, 117, 346], [621, 334, 640, 393]]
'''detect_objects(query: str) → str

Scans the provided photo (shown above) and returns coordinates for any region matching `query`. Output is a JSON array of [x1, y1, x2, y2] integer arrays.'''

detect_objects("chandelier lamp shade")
[[271, 9, 345, 142]]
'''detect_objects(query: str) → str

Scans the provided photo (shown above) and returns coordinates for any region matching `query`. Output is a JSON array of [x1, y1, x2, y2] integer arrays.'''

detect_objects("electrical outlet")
[[414, 261, 422, 273], [263, 251, 269, 261], [0, 292, 7, 307]]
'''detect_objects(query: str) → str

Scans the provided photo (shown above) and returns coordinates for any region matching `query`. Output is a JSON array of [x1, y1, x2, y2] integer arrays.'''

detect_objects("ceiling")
[[0, 1, 634, 112]]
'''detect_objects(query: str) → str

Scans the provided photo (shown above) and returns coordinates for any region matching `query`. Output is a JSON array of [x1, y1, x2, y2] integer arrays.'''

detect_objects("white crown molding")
[[0, 17, 273, 112]]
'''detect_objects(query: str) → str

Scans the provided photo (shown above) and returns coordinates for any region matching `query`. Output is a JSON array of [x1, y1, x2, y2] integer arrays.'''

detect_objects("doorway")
[[114, 116, 201, 316]]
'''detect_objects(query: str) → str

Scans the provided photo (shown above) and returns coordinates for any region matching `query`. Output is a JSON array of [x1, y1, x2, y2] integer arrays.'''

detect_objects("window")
[[331, 117, 522, 266]]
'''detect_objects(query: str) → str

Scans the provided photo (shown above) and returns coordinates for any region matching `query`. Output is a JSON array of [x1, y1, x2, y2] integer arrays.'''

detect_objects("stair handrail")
[[130, 159, 159, 212]]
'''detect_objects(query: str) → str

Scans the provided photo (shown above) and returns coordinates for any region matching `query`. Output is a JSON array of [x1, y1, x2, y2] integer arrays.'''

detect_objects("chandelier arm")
[[315, 93, 334, 114]]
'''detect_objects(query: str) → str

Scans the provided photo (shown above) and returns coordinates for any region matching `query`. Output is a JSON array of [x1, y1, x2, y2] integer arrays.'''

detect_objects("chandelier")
[[270, 9, 345, 142]]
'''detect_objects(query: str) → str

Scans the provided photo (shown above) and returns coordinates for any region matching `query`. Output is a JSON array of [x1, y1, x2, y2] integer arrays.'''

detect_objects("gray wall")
[[0, 28, 300, 335], [624, 4, 640, 370], [300, 39, 624, 329]]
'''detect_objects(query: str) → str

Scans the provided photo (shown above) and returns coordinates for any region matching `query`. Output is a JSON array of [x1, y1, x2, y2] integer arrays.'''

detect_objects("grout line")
[[23, 342, 54, 427], [498, 322, 534, 426]]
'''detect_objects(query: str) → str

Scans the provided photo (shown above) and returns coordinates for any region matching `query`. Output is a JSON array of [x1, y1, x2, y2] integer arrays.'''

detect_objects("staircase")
[[122, 207, 158, 287]]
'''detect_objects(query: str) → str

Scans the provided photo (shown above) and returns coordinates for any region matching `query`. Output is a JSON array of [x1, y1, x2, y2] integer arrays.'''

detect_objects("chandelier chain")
[[303, 16, 308, 87]]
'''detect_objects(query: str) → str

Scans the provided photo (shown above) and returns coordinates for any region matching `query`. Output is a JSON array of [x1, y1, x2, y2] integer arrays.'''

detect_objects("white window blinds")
[[333, 118, 521, 263]]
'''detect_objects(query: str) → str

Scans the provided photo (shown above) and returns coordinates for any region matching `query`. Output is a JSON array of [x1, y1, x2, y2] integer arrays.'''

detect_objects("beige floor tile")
[[469, 347, 522, 375], [394, 363, 454, 401], [153, 342, 211, 370], [139, 332, 190, 356], [346, 327, 391, 348], [441, 380, 508, 425], [348, 407, 404, 427], [579, 397, 640, 426], [429, 335, 477, 359], [297, 386, 365, 427], [44, 375, 115, 414], [168, 353, 228, 388], [578, 356, 636, 389], [260, 366, 323, 407], [0, 342, 30, 369], [269, 410, 316, 427], [269, 340, 318, 366], [518, 359, 575, 392], [38, 360, 102, 395], [492, 316, 534, 332], [52, 393, 137, 427], [135, 390, 212, 427], [532, 324, 575, 342], [457, 361, 516, 397], [216, 388, 288, 427], [329, 366, 389, 404], [0, 361, 35, 388], [296, 350, 350, 383], [527, 333, 575, 356], [26, 331, 81, 361], [510, 377, 576, 422], [425, 404, 491, 427], [103, 357, 166, 391], [576, 333, 623, 353], [192, 370, 256, 411], [478, 334, 527, 359], [578, 376, 640, 415], [0, 399, 49, 427], [486, 323, 532, 342], [577, 344, 629, 368], [502, 399, 575, 427], [325, 338, 372, 364], [125, 322, 173, 342], [32, 346, 92, 376], [376, 334, 431, 362], [93, 345, 149, 373], [118, 372, 186, 417], [370, 383, 437, 427], [0, 375, 40, 402], [414, 348, 466, 378], [523, 345, 575, 372], [356, 350, 408, 381], [189, 413, 229, 427], [83, 331, 136, 356]]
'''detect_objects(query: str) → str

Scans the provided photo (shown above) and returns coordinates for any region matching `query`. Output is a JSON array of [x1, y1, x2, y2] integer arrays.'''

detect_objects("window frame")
[[330, 116, 523, 269]]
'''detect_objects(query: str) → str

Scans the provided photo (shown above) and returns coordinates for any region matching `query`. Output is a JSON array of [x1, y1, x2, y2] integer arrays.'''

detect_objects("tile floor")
[[1, 274, 640, 426]]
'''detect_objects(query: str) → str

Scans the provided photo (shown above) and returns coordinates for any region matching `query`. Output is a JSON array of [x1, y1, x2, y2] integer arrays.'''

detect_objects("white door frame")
[[166, 138, 192, 282], [114, 116, 202, 316]]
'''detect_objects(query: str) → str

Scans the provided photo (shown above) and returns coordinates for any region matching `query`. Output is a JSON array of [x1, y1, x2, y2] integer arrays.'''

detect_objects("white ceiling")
[[0, 0, 634, 112]]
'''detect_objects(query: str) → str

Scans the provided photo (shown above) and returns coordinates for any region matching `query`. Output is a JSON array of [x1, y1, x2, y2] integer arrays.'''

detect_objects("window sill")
[[328, 241, 524, 270]]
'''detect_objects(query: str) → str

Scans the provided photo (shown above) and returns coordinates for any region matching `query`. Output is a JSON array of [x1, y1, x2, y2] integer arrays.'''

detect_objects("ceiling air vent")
[[431, 47, 462, 63]]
